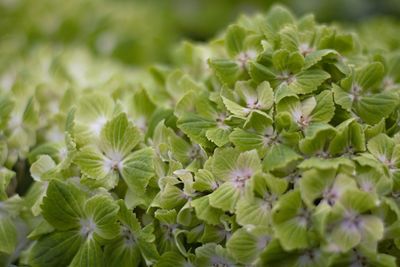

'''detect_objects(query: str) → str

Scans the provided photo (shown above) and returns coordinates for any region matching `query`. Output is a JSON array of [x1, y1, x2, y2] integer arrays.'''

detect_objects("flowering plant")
[[1, 5, 400, 267]]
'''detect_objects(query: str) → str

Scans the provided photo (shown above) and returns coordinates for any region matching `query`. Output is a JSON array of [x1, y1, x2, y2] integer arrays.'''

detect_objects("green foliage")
[[1, 4, 400, 267]]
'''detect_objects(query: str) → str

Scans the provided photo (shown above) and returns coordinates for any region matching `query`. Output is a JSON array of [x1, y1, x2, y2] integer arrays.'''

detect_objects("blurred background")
[[1, 0, 400, 66]]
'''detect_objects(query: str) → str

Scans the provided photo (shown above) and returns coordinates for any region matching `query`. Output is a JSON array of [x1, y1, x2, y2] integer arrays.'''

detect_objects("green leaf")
[[177, 113, 216, 147], [84, 195, 120, 241], [209, 182, 240, 212], [70, 238, 104, 267], [229, 128, 264, 152], [192, 196, 223, 225], [355, 62, 385, 90], [310, 90, 335, 123], [23, 97, 39, 127], [30, 155, 56, 181], [0, 96, 14, 129], [0, 168, 15, 201], [104, 238, 141, 267], [329, 119, 365, 155], [42, 180, 85, 230], [221, 96, 249, 118], [0, 217, 17, 254], [332, 83, 352, 111], [153, 183, 186, 209], [299, 169, 357, 207], [263, 144, 302, 172], [257, 81, 274, 110], [299, 123, 336, 155], [193, 169, 217, 192], [226, 228, 267, 264], [225, 25, 246, 56], [361, 215, 385, 246], [329, 223, 361, 252], [354, 92, 399, 124], [74, 146, 110, 180], [30, 230, 84, 267], [304, 49, 338, 69], [154, 252, 187, 267], [340, 190, 377, 213], [289, 69, 330, 94], [211, 147, 239, 181], [272, 190, 311, 250], [236, 197, 272, 227], [121, 147, 154, 192], [367, 133, 395, 162], [299, 157, 355, 170], [209, 59, 242, 86], [249, 61, 277, 84], [100, 113, 141, 158], [206, 127, 231, 147], [264, 5, 295, 42]]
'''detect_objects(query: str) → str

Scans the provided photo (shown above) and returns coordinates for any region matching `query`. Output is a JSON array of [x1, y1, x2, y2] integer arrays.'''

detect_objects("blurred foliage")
[[1, 0, 399, 65]]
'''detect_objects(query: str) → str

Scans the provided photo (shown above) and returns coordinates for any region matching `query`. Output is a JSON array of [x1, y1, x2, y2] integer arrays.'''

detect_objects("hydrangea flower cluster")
[[1, 5, 400, 267]]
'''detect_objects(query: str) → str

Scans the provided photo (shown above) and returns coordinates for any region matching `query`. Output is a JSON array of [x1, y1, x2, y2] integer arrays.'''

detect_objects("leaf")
[[340, 190, 376, 213], [30, 155, 56, 181], [76, 94, 114, 123], [209, 182, 240, 212], [23, 97, 39, 127], [236, 197, 272, 226], [121, 147, 154, 192], [332, 83, 352, 111], [226, 228, 266, 264], [262, 144, 302, 172], [249, 61, 277, 84], [329, 223, 361, 252], [206, 127, 231, 147], [192, 196, 223, 225], [289, 69, 330, 94], [298, 157, 355, 170], [84, 195, 120, 241], [154, 252, 187, 267], [154, 183, 186, 209], [361, 216, 384, 246], [304, 49, 338, 69], [0, 217, 17, 254], [279, 27, 299, 53], [209, 59, 242, 86], [69, 238, 104, 267], [329, 119, 365, 155], [225, 25, 246, 56], [272, 49, 291, 71], [193, 169, 218, 192], [221, 96, 249, 118], [354, 92, 399, 124], [272, 190, 311, 250], [310, 90, 335, 123], [0, 168, 15, 201], [0, 96, 14, 129], [355, 62, 385, 90], [41, 180, 85, 230], [104, 238, 141, 267], [229, 128, 264, 152], [100, 113, 141, 158], [74, 146, 110, 180], [177, 113, 216, 147], [212, 147, 239, 181], [367, 133, 395, 162], [264, 5, 295, 42], [29, 230, 84, 267], [299, 123, 336, 155]]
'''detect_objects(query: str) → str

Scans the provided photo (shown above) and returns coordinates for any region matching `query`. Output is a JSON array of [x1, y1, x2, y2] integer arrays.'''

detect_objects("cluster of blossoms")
[[1, 5, 400, 267]]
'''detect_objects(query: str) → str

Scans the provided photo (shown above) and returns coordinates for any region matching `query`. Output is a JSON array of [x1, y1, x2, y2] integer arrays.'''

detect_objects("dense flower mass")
[[1, 5, 400, 267]]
